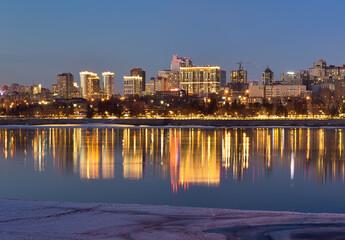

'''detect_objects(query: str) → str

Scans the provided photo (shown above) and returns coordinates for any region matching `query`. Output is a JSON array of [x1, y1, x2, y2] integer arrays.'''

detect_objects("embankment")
[[0, 118, 345, 127]]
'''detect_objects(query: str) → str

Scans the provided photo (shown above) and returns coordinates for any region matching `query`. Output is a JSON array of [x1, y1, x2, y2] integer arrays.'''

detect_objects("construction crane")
[[235, 61, 259, 70]]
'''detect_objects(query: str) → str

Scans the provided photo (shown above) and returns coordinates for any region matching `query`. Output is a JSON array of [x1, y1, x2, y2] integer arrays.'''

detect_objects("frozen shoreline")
[[1, 199, 345, 239]]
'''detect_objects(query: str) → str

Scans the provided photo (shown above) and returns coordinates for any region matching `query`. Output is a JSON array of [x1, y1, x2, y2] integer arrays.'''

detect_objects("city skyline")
[[1, 0, 345, 93], [3, 1, 345, 237]]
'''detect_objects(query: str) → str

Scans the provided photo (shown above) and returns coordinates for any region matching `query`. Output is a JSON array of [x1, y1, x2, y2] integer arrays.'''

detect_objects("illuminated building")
[[229, 63, 247, 92], [52, 84, 58, 96], [149, 77, 169, 93], [308, 59, 345, 84], [145, 82, 154, 95], [262, 67, 274, 85], [123, 76, 143, 96], [155, 89, 186, 98], [230, 69, 247, 84], [171, 54, 194, 71], [309, 59, 327, 77], [130, 68, 146, 92], [158, 70, 180, 89], [180, 66, 224, 95], [72, 82, 81, 98], [102, 71, 114, 98], [280, 72, 302, 85], [248, 85, 265, 98], [80, 71, 100, 100], [32, 84, 42, 95], [57, 73, 75, 99], [248, 85, 307, 98]]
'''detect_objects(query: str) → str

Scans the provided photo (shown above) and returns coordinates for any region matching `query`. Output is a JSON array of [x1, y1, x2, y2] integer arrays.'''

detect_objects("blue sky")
[[1, 0, 345, 93]]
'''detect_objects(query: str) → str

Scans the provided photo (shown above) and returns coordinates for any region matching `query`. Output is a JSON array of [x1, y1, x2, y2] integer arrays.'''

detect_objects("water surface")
[[1, 126, 345, 213]]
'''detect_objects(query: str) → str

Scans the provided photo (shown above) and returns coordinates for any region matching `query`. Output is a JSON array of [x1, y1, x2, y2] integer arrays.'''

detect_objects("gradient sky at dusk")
[[1, 0, 345, 93]]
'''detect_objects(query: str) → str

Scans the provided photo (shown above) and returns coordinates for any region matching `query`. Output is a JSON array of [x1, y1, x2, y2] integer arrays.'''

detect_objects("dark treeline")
[[1, 88, 344, 118]]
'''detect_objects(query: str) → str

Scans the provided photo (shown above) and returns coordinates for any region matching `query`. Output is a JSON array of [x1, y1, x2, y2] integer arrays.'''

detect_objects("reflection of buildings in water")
[[169, 129, 180, 193], [50, 129, 75, 175], [2, 127, 345, 185], [32, 129, 45, 172], [1, 129, 9, 159], [222, 129, 250, 181], [306, 129, 345, 183], [79, 129, 115, 180], [264, 129, 272, 173], [0, 128, 115, 179], [80, 129, 100, 179], [149, 129, 170, 180], [102, 129, 115, 179], [178, 129, 221, 187], [122, 129, 144, 180], [290, 153, 295, 180]]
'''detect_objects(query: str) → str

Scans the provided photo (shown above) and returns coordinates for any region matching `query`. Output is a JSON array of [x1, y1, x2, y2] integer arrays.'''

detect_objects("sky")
[[1, 0, 345, 94]]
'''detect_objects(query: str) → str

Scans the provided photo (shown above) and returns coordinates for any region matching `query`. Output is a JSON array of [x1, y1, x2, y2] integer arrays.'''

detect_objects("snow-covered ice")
[[1, 199, 345, 239]]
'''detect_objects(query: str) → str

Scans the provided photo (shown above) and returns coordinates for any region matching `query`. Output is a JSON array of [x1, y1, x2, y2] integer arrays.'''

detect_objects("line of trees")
[[1, 88, 344, 118]]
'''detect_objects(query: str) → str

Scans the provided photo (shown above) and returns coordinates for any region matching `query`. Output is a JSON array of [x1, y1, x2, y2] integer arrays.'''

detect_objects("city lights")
[[0, 57, 344, 120]]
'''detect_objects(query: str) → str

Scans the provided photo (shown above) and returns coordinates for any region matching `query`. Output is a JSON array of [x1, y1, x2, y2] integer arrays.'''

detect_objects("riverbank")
[[1, 117, 345, 127], [1, 199, 345, 239]]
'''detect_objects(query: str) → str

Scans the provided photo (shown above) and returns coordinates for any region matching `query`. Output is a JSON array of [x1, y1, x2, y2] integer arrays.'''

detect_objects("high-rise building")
[[280, 72, 302, 85], [130, 68, 146, 92], [180, 66, 222, 95], [32, 84, 42, 95], [158, 70, 180, 89], [220, 69, 227, 87], [230, 69, 247, 83], [149, 77, 169, 94], [262, 67, 274, 85], [309, 60, 327, 77], [124, 76, 143, 96], [171, 54, 194, 71], [52, 84, 58, 96], [102, 71, 114, 98], [80, 71, 100, 99], [145, 82, 154, 95], [72, 82, 81, 98], [57, 73, 74, 99], [308, 59, 345, 84]]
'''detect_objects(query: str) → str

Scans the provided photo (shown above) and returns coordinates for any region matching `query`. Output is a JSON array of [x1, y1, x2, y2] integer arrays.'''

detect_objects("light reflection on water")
[[1, 127, 345, 212]]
